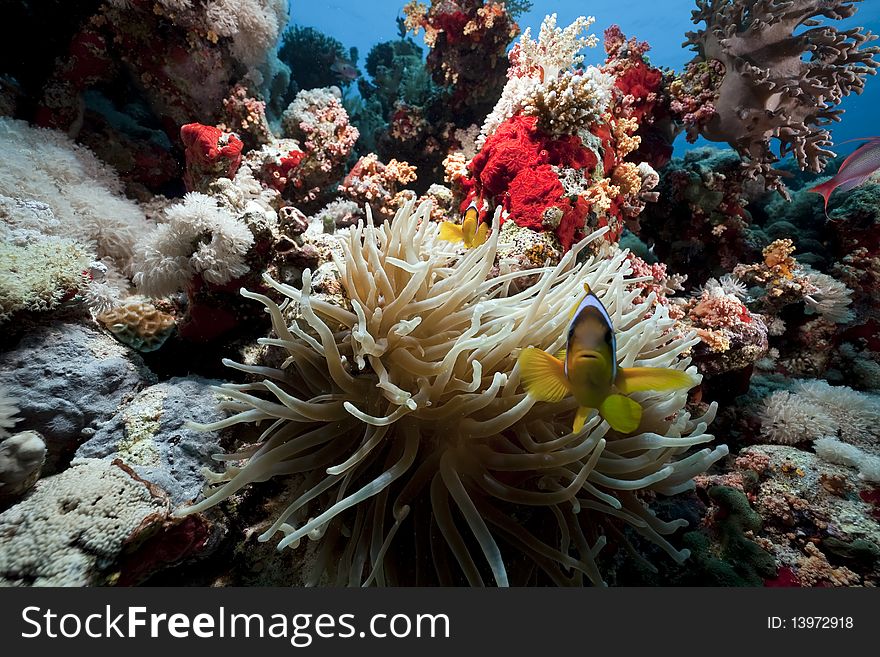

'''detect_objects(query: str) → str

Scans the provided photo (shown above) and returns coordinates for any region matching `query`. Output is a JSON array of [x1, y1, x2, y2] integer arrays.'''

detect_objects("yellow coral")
[[97, 298, 176, 352], [611, 162, 642, 197], [612, 116, 641, 159], [762, 239, 797, 279], [584, 179, 621, 216]]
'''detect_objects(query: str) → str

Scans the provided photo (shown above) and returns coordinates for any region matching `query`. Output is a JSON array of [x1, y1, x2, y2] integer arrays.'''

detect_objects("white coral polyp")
[[759, 390, 837, 444], [180, 199, 726, 587], [132, 192, 255, 296]]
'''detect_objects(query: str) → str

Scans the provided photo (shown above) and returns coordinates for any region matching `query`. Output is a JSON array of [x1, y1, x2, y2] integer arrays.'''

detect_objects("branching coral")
[[179, 199, 726, 587], [337, 154, 418, 221], [279, 88, 360, 209], [677, 280, 769, 375], [679, 0, 880, 192]]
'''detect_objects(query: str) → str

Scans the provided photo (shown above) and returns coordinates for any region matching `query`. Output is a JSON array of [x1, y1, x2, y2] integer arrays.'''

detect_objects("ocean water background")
[[290, 0, 880, 158]]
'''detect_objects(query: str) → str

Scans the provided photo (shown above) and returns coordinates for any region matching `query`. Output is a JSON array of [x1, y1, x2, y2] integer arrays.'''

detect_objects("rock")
[[0, 322, 155, 472], [0, 430, 46, 503], [0, 458, 168, 586], [76, 376, 228, 506]]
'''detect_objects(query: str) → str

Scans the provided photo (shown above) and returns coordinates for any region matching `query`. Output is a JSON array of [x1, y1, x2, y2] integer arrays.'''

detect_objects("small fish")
[[330, 58, 359, 82], [810, 137, 880, 215], [439, 200, 489, 249], [518, 284, 695, 433]]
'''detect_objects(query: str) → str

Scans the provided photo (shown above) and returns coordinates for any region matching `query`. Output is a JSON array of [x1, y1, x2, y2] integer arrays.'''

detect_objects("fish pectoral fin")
[[554, 348, 567, 361], [573, 406, 592, 433], [517, 347, 571, 402], [615, 367, 695, 394], [600, 394, 642, 433], [439, 222, 464, 243]]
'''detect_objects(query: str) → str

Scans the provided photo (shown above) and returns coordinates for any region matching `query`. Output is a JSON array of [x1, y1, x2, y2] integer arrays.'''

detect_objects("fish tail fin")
[[600, 394, 642, 433], [439, 221, 464, 243], [518, 347, 571, 402], [615, 367, 696, 394], [573, 406, 592, 433], [808, 180, 836, 218]]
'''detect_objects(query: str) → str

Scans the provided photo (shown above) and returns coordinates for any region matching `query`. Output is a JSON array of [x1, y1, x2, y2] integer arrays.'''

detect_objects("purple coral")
[[679, 0, 879, 193]]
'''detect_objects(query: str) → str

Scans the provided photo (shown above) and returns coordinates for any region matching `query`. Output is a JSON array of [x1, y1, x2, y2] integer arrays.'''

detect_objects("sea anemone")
[[179, 199, 725, 586]]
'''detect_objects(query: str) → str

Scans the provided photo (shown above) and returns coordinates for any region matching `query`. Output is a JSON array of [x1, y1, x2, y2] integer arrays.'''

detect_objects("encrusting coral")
[[0, 387, 21, 440], [179, 198, 726, 586], [0, 431, 46, 502]]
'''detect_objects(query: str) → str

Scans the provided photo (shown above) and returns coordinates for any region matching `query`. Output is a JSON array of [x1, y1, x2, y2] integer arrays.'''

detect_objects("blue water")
[[290, 0, 880, 156]]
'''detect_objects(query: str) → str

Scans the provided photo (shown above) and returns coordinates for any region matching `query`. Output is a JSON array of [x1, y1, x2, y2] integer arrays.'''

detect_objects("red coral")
[[264, 148, 306, 193], [558, 195, 592, 252], [469, 114, 546, 197], [504, 165, 564, 231], [615, 61, 663, 122], [589, 122, 617, 175], [180, 123, 243, 192], [432, 10, 470, 44], [470, 114, 597, 198], [465, 114, 604, 250]]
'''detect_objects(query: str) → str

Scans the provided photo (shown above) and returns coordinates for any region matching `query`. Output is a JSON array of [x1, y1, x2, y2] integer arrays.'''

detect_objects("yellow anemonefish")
[[518, 284, 695, 434], [439, 200, 489, 249]]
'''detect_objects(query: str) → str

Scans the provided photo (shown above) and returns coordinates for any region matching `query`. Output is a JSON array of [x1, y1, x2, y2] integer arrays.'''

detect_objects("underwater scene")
[[1, 0, 879, 588]]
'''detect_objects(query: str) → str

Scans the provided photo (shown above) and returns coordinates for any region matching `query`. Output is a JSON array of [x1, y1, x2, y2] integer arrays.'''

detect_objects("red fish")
[[810, 137, 880, 215]]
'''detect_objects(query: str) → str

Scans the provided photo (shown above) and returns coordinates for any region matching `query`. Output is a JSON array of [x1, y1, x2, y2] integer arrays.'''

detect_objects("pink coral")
[[338, 154, 418, 220]]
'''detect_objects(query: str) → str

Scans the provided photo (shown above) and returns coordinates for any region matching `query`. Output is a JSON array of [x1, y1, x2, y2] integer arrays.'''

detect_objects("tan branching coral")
[[681, 0, 880, 192], [179, 199, 726, 586]]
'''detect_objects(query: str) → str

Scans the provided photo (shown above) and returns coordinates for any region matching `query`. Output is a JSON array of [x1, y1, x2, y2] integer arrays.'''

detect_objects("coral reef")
[[1, 0, 879, 591], [404, 0, 520, 118], [279, 25, 358, 93], [450, 15, 660, 256], [0, 458, 168, 586]]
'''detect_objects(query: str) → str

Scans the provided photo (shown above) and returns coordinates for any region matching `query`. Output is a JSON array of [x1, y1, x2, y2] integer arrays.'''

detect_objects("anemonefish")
[[518, 284, 695, 434], [439, 200, 489, 249]]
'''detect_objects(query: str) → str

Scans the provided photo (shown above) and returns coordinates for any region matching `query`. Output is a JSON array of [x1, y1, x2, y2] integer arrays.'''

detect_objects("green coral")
[[278, 26, 354, 92], [681, 486, 778, 586], [0, 237, 91, 322], [360, 39, 435, 118]]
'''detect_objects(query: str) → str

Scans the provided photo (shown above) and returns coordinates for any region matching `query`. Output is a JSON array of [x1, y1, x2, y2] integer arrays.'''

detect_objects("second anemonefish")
[[518, 284, 696, 433], [439, 200, 489, 249]]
